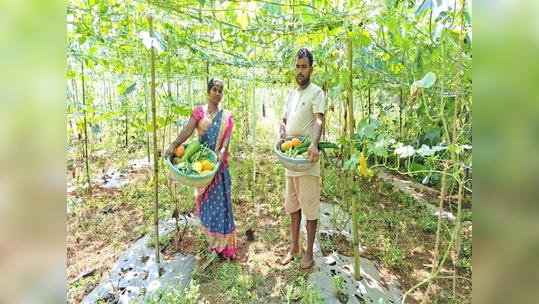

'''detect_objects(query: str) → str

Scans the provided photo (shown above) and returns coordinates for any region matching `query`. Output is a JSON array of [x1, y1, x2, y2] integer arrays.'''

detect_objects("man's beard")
[[296, 73, 310, 86]]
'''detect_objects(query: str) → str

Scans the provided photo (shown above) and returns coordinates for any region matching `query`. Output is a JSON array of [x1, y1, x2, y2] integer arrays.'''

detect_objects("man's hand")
[[164, 145, 177, 159], [306, 143, 319, 163], [280, 120, 287, 139]]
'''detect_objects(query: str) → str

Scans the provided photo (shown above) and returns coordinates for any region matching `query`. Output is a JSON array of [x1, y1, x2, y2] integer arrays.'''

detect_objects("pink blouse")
[[190, 105, 234, 161]]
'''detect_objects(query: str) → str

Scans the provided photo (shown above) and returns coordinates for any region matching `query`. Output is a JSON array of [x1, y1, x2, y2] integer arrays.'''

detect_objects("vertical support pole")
[[81, 59, 92, 194], [148, 16, 160, 265], [252, 65, 257, 181], [347, 35, 361, 281]]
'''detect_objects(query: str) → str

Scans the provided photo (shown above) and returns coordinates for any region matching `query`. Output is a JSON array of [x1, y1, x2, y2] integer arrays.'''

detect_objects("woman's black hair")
[[208, 78, 224, 93]]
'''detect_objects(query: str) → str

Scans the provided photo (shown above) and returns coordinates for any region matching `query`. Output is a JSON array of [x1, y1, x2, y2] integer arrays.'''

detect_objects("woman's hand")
[[164, 144, 177, 159], [216, 152, 225, 164]]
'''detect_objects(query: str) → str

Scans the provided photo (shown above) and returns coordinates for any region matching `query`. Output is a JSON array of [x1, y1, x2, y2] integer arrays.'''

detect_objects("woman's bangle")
[[172, 140, 180, 147]]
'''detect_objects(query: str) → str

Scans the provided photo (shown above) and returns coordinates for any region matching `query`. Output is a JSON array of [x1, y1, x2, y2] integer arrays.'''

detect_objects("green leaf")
[[362, 125, 376, 139], [414, 0, 441, 20], [358, 29, 372, 46], [344, 152, 361, 171], [357, 117, 369, 132], [410, 163, 424, 174], [329, 83, 342, 100], [78, 35, 86, 45], [423, 128, 440, 140], [197, 0, 205, 7], [124, 82, 137, 95], [237, 11, 249, 31], [416, 144, 446, 156], [369, 116, 384, 129], [146, 124, 153, 133]]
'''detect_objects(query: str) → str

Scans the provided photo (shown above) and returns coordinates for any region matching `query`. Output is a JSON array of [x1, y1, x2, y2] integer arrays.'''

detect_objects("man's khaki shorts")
[[285, 175, 320, 220]]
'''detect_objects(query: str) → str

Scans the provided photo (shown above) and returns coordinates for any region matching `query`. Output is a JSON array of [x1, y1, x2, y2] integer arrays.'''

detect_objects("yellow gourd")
[[202, 162, 215, 172], [192, 161, 203, 174]]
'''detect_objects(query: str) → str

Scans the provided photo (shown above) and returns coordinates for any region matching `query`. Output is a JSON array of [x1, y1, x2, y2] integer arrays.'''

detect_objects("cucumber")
[[180, 140, 201, 163], [294, 140, 312, 150]]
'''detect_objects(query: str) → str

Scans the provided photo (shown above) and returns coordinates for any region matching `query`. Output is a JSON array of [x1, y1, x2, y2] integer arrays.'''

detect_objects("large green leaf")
[[362, 125, 376, 139], [357, 117, 369, 133], [416, 144, 446, 156]]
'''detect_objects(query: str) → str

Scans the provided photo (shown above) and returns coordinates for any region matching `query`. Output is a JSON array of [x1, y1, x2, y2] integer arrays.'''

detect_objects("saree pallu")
[[193, 109, 236, 257]]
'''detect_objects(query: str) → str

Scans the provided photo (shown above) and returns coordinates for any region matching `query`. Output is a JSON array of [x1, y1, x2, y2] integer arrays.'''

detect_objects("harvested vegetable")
[[175, 145, 185, 158], [192, 161, 203, 174], [179, 140, 201, 163]]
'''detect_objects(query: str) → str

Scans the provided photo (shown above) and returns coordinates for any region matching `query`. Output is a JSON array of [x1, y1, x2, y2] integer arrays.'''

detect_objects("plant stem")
[[423, 161, 448, 303]]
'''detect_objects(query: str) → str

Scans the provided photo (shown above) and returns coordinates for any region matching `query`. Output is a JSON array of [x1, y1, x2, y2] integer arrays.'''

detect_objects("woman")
[[164, 78, 236, 258]]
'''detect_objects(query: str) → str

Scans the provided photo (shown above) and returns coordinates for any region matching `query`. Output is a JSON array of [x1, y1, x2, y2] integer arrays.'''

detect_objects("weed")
[[145, 232, 172, 249], [378, 236, 404, 271], [419, 210, 437, 233]]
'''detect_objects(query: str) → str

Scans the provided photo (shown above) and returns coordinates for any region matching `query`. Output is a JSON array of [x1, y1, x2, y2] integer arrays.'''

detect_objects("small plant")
[[333, 274, 345, 293], [333, 274, 348, 303]]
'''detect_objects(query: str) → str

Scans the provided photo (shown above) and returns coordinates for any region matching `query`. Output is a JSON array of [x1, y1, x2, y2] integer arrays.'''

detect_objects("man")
[[280, 48, 326, 269]]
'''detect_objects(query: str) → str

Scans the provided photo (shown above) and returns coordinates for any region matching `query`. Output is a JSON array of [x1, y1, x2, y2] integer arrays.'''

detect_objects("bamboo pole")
[[252, 65, 257, 181], [148, 16, 160, 265], [81, 59, 92, 195], [142, 52, 151, 162], [347, 34, 361, 281]]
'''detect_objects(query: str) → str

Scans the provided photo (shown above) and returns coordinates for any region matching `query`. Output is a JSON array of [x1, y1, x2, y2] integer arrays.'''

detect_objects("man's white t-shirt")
[[281, 83, 326, 177]]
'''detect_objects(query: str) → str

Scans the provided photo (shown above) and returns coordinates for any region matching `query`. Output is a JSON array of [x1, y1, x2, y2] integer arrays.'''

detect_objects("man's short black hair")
[[296, 48, 313, 67], [208, 78, 224, 92]]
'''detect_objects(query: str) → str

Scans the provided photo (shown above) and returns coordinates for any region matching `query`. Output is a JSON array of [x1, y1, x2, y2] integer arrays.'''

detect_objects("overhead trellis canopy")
[[67, 0, 472, 93]]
